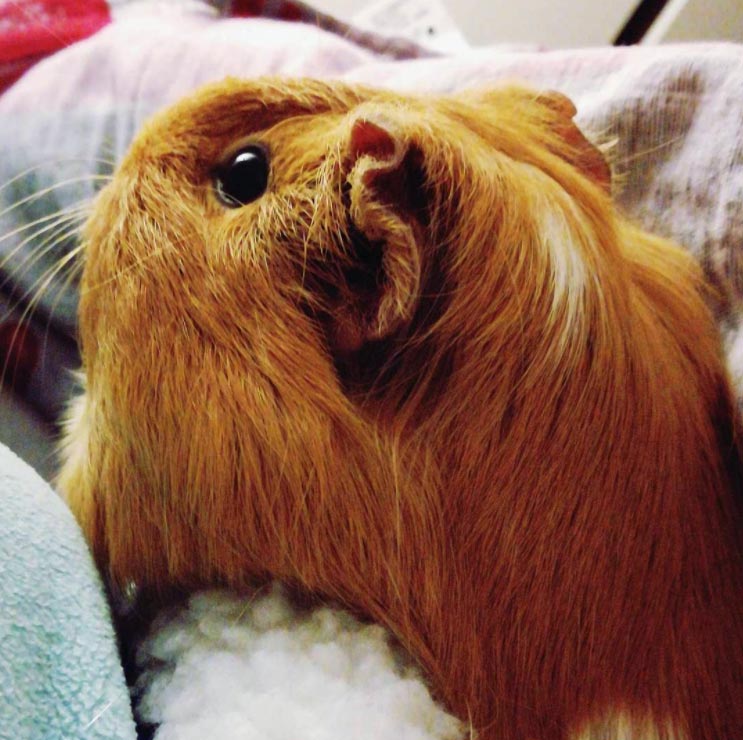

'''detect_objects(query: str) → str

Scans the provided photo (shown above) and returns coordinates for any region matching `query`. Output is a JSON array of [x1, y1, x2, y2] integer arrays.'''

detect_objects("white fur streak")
[[536, 195, 590, 362], [541, 206, 587, 315], [135, 586, 465, 740], [521, 162, 589, 347], [571, 711, 686, 740], [724, 320, 743, 401]]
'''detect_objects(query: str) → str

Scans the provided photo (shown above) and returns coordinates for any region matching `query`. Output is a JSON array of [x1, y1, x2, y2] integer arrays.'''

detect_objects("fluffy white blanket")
[[135, 589, 464, 740]]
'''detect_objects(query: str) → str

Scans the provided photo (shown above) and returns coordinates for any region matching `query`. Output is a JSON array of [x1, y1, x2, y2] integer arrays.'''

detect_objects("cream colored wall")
[[311, 0, 743, 46], [313, 0, 638, 46], [442, 0, 638, 46], [643, 0, 743, 43]]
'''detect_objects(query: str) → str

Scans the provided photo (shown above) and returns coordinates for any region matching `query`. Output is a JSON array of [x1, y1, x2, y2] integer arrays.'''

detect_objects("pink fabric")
[[0, 0, 110, 91], [0, 0, 429, 94]]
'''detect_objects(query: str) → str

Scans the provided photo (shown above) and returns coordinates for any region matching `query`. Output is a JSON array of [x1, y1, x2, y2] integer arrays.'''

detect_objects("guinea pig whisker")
[[0, 205, 88, 274], [1, 227, 84, 306], [613, 134, 683, 167], [0, 174, 110, 222], [0, 210, 86, 292], [0, 242, 83, 388], [9, 238, 83, 313], [36, 249, 86, 364], [0, 202, 89, 249], [0, 161, 114, 196]]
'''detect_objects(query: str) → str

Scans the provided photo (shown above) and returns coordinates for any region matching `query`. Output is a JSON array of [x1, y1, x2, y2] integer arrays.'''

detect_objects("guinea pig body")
[[59, 78, 743, 740]]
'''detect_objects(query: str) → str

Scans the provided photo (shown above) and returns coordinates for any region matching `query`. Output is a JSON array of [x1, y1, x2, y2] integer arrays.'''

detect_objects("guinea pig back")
[[58, 78, 743, 740]]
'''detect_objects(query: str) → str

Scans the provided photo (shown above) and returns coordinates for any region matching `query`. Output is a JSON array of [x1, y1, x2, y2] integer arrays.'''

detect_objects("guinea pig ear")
[[331, 114, 426, 354], [536, 90, 612, 192], [461, 87, 611, 192]]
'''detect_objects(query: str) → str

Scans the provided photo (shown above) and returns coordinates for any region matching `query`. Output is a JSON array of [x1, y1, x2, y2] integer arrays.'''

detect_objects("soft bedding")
[[2, 2, 743, 738], [0, 442, 135, 740]]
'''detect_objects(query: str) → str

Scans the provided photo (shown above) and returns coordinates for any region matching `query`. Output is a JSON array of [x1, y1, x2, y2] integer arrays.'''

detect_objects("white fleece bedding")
[[135, 588, 464, 740]]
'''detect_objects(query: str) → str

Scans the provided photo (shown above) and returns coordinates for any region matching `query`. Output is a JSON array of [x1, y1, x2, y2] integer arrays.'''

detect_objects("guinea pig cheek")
[[76, 182, 139, 351]]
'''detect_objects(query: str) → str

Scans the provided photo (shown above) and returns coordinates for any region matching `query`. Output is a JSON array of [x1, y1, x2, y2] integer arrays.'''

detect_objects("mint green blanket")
[[0, 443, 135, 740]]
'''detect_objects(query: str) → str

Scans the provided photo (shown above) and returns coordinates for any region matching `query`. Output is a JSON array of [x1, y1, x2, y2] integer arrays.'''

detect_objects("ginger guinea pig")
[[58, 78, 743, 740]]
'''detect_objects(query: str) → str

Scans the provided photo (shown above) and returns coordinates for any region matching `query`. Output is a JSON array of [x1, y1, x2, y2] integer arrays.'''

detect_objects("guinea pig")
[[58, 78, 743, 740]]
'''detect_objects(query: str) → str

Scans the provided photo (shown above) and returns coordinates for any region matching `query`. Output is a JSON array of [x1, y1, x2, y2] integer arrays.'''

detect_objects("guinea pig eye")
[[214, 145, 270, 207]]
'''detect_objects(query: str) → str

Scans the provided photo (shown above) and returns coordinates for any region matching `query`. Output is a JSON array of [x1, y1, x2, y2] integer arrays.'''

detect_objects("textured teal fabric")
[[0, 443, 136, 740]]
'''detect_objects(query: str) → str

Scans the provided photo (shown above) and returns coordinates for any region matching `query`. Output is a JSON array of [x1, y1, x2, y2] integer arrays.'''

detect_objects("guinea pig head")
[[59, 80, 445, 604], [60, 79, 617, 592], [60, 76, 625, 652]]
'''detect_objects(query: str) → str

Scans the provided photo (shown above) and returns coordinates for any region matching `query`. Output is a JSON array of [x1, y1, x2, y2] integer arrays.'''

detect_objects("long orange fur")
[[58, 78, 743, 740]]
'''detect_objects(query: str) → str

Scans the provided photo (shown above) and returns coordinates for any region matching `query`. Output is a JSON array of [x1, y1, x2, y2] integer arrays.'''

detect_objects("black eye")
[[214, 145, 269, 207]]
